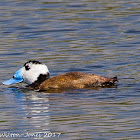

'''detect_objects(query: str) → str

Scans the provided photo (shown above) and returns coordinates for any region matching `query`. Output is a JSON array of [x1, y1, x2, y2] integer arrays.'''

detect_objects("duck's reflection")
[[8, 87, 51, 133]]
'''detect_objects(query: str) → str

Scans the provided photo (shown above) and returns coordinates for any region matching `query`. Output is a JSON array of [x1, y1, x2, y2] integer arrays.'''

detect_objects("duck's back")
[[36, 72, 117, 91]]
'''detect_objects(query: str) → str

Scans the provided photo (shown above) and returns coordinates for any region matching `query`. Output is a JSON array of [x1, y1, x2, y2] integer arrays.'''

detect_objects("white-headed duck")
[[3, 60, 118, 91]]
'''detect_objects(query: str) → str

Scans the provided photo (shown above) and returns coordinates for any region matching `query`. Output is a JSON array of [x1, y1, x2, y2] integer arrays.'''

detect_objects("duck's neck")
[[29, 73, 50, 88]]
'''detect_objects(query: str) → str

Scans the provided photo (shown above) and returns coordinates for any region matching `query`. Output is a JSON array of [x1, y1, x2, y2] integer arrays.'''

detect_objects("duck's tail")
[[112, 76, 118, 83], [101, 76, 118, 87]]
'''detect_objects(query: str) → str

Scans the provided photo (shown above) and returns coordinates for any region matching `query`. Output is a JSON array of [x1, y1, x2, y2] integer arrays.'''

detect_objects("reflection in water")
[[0, 88, 51, 136], [22, 94, 50, 132]]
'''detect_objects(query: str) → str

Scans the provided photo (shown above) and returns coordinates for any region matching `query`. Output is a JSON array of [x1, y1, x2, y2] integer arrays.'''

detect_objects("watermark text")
[[0, 131, 61, 138]]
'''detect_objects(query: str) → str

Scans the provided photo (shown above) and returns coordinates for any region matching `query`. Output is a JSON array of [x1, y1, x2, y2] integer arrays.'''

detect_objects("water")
[[0, 0, 140, 139]]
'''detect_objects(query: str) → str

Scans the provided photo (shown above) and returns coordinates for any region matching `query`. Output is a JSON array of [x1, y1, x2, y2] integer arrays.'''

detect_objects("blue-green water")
[[0, 0, 140, 139]]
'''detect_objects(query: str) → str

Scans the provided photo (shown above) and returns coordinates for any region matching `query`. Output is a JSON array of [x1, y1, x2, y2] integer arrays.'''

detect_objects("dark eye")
[[13, 76, 15, 78], [25, 65, 30, 71]]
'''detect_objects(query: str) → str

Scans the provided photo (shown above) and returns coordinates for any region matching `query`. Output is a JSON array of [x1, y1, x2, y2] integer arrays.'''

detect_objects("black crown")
[[24, 60, 42, 71]]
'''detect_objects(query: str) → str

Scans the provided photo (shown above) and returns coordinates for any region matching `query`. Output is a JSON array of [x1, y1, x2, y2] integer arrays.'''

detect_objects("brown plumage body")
[[35, 72, 117, 91]]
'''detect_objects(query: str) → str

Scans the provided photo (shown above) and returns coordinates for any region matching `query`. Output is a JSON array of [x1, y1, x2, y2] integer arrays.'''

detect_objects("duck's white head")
[[3, 60, 50, 87]]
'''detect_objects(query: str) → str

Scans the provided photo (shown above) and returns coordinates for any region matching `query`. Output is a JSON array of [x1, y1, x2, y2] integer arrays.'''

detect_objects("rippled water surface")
[[0, 0, 140, 139]]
